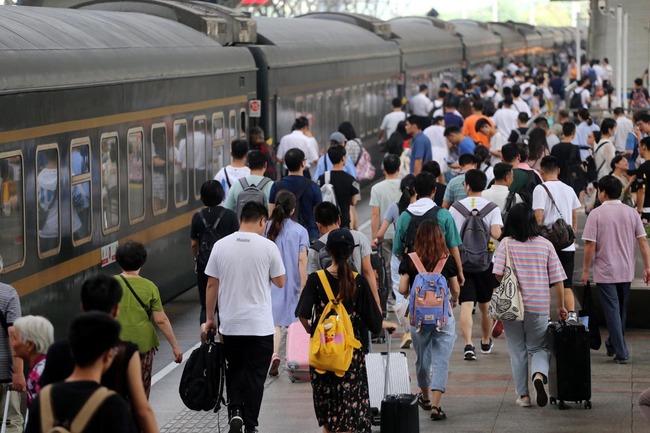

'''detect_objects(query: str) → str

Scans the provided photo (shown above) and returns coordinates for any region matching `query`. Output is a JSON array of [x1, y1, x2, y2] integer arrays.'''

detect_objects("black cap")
[[326, 229, 355, 249]]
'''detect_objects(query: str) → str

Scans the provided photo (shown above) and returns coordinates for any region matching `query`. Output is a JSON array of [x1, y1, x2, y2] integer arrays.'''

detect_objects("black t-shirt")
[[636, 160, 650, 210], [296, 270, 382, 351], [190, 206, 239, 268], [40, 339, 139, 400], [26, 381, 137, 433], [270, 175, 322, 240], [317, 171, 359, 229]]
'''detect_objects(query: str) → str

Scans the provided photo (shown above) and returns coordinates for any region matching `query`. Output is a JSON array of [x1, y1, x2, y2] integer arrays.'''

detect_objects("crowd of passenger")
[[3, 57, 650, 433]]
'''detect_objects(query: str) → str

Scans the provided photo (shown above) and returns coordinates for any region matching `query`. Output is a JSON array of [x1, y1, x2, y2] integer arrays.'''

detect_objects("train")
[[0, 0, 584, 336]]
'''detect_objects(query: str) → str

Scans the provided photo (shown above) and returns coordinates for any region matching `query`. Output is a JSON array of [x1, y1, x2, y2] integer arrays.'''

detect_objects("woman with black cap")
[[296, 229, 394, 433]]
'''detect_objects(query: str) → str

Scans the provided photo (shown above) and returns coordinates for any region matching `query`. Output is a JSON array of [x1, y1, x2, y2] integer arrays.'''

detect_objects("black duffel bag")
[[537, 184, 576, 250], [179, 332, 226, 412]]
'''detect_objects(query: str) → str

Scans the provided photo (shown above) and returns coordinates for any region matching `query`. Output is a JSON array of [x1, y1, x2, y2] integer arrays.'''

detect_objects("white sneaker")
[[516, 396, 532, 407]]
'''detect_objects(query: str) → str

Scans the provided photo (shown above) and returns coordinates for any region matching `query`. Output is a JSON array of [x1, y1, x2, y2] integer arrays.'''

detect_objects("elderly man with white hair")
[[0, 255, 25, 432], [10, 315, 54, 407]]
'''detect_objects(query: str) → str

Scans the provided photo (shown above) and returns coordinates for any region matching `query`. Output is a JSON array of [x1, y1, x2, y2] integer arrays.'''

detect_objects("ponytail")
[[266, 190, 296, 242], [398, 186, 414, 214], [332, 248, 356, 305]]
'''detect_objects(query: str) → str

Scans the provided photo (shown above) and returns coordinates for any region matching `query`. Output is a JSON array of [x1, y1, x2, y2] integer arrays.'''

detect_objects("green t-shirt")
[[115, 276, 164, 353], [392, 200, 462, 257]]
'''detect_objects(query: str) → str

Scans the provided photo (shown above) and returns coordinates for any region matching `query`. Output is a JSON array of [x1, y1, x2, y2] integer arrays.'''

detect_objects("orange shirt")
[[462, 114, 493, 147]]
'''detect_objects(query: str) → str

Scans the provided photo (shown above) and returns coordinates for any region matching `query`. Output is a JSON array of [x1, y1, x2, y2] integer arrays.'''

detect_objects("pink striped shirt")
[[492, 237, 566, 315]]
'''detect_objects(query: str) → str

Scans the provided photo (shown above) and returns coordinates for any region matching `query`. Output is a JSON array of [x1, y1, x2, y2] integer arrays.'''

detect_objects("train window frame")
[[193, 115, 208, 200], [127, 127, 146, 226], [239, 108, 247, 139], [35, 143, 61, 259], [173, 119, 189, 208], [373, 81, 380, 134], [305, 94, 314, 130], [100, 132, 120, 235], [211, 113, 225, 184], [69, 138, 92, 246], [0, 150, 26, 271], [150, 123, 169, 216]]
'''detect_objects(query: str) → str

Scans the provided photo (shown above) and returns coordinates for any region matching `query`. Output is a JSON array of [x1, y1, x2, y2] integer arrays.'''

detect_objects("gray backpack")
[[235, 177, 271, 219], [452, 201, 499, 273]]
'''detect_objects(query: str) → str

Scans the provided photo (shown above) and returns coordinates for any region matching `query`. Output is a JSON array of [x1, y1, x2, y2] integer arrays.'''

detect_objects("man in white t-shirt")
[[409, 84, 434, 118], [482, 163, 522, 212], [533, 156, 579, 313], [492, 97, 519, 141], [449, 169, 502, 361], [512, 85, 532, 116], [423, 116, 450, 175], [613, 107, 634, 153], [276, 117, 319, 169], [378, 98, 406, 142], [214, 139, 250, 198], [202, 201, 286, 433]]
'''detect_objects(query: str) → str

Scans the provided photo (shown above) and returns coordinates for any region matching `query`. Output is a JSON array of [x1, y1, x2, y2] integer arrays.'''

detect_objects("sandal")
[[417, 393, 432, 410], [430, 406, 447, 421]]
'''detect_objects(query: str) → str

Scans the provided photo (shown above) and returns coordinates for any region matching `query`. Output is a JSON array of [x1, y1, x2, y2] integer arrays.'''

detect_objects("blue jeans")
[[503, 313, 550, 396], [411, 316, 456, 392], [597, 282, 631, 360]]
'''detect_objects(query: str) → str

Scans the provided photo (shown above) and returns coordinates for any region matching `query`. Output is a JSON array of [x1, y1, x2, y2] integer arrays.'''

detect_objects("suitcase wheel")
[[549, 397, 556, 405], [558, 400, 566, 410], [289, 377, 297, 383], [584, 400, 592, 409]]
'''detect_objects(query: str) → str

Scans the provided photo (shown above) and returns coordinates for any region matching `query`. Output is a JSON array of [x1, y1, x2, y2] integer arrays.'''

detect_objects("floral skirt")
[[310, 349, 372, 433]]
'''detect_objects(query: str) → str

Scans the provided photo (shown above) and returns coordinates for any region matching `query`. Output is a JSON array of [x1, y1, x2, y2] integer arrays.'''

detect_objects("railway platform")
[[148, 197, 650, 433]]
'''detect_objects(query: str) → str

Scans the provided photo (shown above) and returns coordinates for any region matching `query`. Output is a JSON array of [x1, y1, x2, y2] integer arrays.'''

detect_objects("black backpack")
[[401, 206, 440, 257], [582, 141, 608, 183], [179, 332, 225, 412], [501, 190, 516, 226], [196, 208, 224, 269], [569, 89, 584, 109]]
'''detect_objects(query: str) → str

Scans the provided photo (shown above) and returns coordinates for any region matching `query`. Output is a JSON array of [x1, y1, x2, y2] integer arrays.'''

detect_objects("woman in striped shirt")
[[492, 204, 568, 409]]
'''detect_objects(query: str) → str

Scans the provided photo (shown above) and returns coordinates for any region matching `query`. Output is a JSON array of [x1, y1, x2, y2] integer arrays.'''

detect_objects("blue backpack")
[[408, 252, 451, 332]]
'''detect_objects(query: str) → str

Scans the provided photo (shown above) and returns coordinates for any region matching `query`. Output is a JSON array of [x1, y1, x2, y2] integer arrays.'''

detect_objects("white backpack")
[[321, 171, 337, 206]]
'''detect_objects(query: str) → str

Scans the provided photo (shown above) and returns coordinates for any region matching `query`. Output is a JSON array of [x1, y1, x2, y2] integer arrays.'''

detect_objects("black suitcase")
[[547, 321, 592, 409], [380, 394, 419, 433]]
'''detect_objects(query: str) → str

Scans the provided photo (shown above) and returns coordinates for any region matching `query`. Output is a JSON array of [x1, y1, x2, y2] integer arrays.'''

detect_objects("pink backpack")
[[631, 88, 649, 109], [353, 139, 376, 181]]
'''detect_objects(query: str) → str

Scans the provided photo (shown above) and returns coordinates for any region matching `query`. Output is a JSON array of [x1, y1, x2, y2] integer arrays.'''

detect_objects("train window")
[[127, 128, 145, 224], [228, 111, 236, 139], [295, 97, 304, 118], [173, 120, 188, 206], [36, 145, 60, 257], [342, 88, 350, 123], [100, 133, 120, 234], [211, 113, 225, 177], [151, 124, 168, 215], [193, 116, 208, 198], [70, 140, 92, 245], [239, 108, 247, 139], [0, 151, 25, 270]]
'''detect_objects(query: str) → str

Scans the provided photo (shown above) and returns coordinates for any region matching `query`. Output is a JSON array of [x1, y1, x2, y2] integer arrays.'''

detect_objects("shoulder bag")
[[537, 184, 576, 250], [488, 238, 524, 322]]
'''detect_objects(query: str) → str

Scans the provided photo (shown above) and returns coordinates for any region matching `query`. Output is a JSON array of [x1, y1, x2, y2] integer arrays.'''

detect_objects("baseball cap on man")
[[329, 132, 347, 144]]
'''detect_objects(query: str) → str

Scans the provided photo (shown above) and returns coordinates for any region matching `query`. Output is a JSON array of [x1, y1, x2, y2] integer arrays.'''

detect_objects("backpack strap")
[[354, 139, 364, 166], [40, 385, 56, 433], [594, 141, 610, 174], [239, 177, 250, 190], [408, 252, 448, 275], [451, 202, 470, 218], [200, 208, 223, 237], [325, 171, 331, 185], [295, 178, 311, 200], [539, 184, 567, 222], [478, 201, 499, 217], [504, 190, 516, 213], [256, 177, 272, 191], [310, 239, 326, 253], [316, 270, 337, 303], [70, 387, 116, 432]]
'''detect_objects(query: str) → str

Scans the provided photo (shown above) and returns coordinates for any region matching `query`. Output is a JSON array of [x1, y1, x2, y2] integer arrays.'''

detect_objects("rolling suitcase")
[[366, 330, 417, 431], [547, 321, 592, 409], [286, 322, 310, 383]]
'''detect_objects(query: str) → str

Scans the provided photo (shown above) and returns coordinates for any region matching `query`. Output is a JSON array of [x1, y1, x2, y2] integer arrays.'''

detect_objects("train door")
[[173, 120, 189, 207], [211, 112, 225, 179]]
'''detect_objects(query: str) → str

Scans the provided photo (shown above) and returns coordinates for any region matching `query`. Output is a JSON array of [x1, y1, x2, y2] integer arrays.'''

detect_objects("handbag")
[[488, 238, 525, 322], [578, 281, 602, 350], [537, 184, 576, 250]]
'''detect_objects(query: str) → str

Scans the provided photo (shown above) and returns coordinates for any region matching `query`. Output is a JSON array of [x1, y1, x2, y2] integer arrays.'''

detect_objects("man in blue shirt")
[[406, 115, 432, 175], [269, 148, 322, 241], [311, 132, 358, 181], [444, 125, 476, 157]]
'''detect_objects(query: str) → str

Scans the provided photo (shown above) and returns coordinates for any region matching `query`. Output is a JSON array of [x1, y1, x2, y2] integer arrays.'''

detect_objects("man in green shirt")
[[393, 172, 464, 287]]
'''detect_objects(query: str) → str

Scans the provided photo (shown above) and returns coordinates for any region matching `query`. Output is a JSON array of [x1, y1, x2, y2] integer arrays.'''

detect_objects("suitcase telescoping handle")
[[384, 326, 396, 398]]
